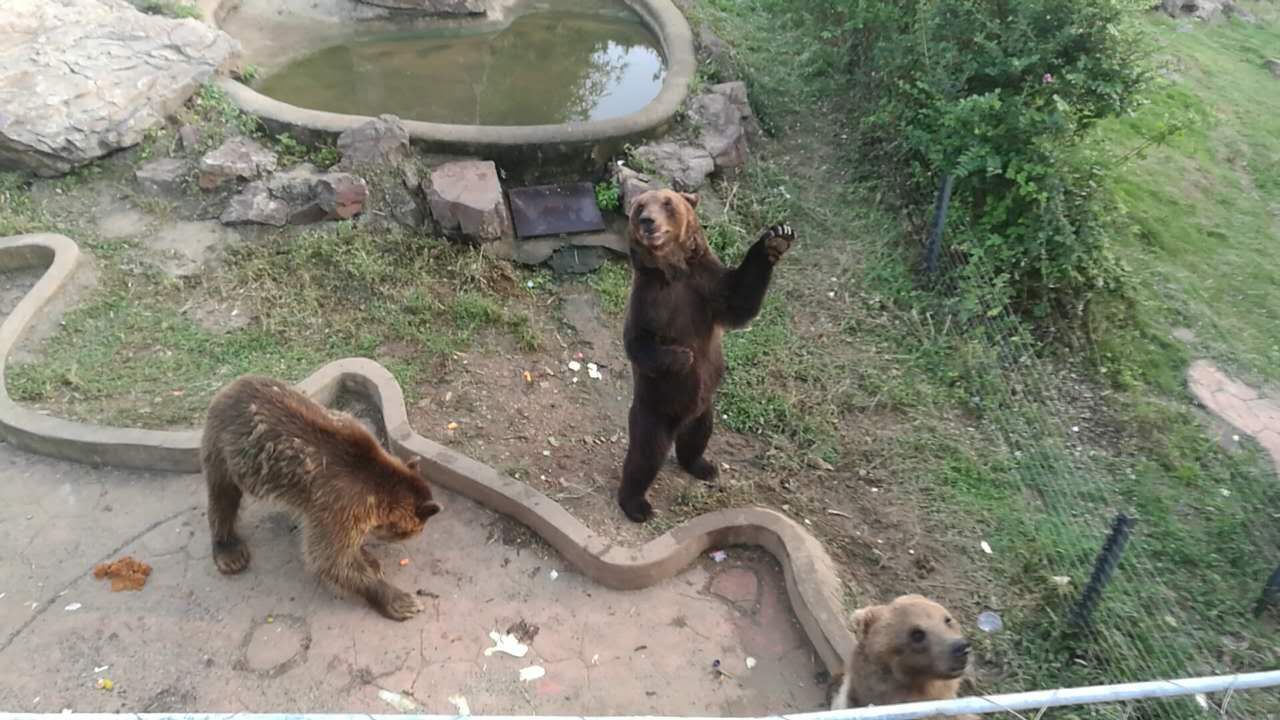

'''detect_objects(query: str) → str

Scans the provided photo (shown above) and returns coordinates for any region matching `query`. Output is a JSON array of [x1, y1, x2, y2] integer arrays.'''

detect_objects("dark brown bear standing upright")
[[202, 375, 442, 620], [619, 188, 794, 522]]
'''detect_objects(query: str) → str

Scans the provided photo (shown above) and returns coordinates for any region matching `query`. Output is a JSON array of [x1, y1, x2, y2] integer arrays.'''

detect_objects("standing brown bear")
[[619, 188, 794, 522], [202, 375, 442, 620], [830, 594, 977, 719]]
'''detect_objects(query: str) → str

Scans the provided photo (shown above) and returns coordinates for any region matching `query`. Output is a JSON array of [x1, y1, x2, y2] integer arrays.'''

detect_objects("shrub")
[[838, 0, 1150, 315]]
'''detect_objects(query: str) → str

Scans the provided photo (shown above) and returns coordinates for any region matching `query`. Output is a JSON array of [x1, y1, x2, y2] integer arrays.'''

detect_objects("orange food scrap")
[[399, 558, 410, 566], [92, 556, 152, 592]]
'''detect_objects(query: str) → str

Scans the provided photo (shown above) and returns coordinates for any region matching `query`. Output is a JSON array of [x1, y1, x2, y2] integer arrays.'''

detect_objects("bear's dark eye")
[[663, 198, 674, 209], [945, 616, 954, 626], [910, 628, 926, 643]]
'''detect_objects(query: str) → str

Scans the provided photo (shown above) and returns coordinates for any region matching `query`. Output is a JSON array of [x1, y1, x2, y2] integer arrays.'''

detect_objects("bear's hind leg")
[[620, 404, 674, 523], [205, 448, 250, 574], [676, 409, 718, 482]]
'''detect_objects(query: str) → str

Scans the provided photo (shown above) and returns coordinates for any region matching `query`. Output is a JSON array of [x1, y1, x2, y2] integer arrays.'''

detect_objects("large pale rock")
[[337, 115, 411, 169], [0, 0, 239, 177], [426, 160, 512, 243], [198, 137, 278, 190], [687, 93, 748, 171], [632, 143, 714, 191], [221, 182, 289, 227], [1266, 59, 1280, 80]]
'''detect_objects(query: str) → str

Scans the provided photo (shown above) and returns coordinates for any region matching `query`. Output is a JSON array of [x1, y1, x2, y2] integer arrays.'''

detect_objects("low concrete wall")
[[202, 0, 695, 178], [0, 233, 853, 674]]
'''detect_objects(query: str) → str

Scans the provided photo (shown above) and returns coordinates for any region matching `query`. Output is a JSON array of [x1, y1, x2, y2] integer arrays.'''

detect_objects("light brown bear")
[[830, 594, 977, 719], [202, 375, 443, 621]]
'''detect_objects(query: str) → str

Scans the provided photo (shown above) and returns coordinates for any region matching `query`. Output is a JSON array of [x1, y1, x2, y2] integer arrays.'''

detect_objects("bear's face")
[[371, 458, 442, 541], [855, 594, 971, 682], [628, 189, 705, 270]]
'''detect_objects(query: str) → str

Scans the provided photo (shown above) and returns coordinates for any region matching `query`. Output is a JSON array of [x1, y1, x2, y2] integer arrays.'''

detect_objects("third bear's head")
[[853, 594, 972, 683], [628, 189, 709, 272]]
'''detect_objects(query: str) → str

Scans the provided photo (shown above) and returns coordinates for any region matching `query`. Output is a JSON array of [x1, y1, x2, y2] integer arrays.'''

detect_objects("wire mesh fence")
[[911, 179, 1280, 719]]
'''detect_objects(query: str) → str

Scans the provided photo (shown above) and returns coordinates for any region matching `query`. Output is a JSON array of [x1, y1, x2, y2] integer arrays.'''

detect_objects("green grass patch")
[[7, 223, 537, 427], [1100, 7, 1280, 386]]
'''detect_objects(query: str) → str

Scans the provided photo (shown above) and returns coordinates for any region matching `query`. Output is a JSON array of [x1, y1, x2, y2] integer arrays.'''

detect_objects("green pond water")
[[254, 3, 667, 126]]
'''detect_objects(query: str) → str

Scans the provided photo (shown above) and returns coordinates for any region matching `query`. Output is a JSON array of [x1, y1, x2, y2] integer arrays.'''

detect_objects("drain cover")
[[508, 183, 607, 239]]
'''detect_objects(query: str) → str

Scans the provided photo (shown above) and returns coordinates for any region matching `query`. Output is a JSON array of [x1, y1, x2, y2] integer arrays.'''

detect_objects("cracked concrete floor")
[[0, 440, 827, 714]]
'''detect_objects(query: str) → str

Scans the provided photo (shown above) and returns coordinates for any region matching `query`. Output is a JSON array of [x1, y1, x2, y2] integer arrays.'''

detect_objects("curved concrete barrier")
[[0, 233, 852, 674], [203, 0, 696, 162]]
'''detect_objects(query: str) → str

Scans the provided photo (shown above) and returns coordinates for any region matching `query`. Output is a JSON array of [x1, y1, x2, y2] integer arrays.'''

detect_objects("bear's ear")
[[679, 192, 700, 209], [416, 500, 442, 520], [406, 457, 421, 472], [852, 605, 884, 638]]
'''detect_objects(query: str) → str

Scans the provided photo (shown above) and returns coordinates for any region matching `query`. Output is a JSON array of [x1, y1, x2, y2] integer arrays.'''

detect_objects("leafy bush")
[[838, 0, 1151, 315], [595, 180, 621, 212]]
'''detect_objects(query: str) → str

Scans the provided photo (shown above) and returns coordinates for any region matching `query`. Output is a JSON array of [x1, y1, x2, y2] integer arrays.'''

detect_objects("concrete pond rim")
[[200, 0, 697, 155]]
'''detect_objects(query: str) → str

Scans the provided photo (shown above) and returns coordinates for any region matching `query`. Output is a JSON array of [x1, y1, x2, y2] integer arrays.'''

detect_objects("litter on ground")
[[63, 602, 81, 611], [377, 689, 416, 712], [95, 678, 113, 691], [483, 631, 529, 658], [709, 550, 728, 563], [448, 695, 471, 716], [518, 665, 546, 682], [92, 556, 151, 592], [976, 610, 1003, 633], [745, 657, 757, 669]]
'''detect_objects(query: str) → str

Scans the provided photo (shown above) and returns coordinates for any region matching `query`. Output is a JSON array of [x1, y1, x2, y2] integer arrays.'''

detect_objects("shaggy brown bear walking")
[[202, 375, 442, 620], [619, 188, 794, 522]]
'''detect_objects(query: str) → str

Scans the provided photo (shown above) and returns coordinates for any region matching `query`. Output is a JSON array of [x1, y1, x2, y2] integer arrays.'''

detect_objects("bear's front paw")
[[760, 223, 796, 263]]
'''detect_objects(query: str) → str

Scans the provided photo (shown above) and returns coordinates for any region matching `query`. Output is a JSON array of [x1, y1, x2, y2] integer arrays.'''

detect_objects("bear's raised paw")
[[760, 223, 796, 263]]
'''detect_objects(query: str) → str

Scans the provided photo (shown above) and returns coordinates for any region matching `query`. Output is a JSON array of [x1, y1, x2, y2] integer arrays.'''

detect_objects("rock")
[[688, 93, 748, 171], [1224, 3, 1255, 21], [611, 164, 656, 216], [696, 23, 732, 75], [337, 115, 412, 169], [357, 0, 485, 14], [631, 143, 714, 191], [315, 173, 368, 220], [1266, 59, 1280, 80], [265, 164, 368, 224], [177, 125, 203, 151], [221, 182, 289, 227], [547, 245, 610, 274], [199, 137, 278, 191], [135, 159, 188, 195], [710, 81, 763, 141], [1159, 0, 1230, 20], [387, 168, 426, 227], [426, 160, 512, 243], [0, 0, 239, 177]]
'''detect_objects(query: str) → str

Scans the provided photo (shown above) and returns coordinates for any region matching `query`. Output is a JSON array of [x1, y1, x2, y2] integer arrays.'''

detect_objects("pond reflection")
[[255, 5, 666, 126]]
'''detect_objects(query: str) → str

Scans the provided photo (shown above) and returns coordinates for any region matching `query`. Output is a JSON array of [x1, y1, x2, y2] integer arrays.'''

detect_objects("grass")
[[129, 0, 201, 19], [679, 0, 1280, 715], [1097, 4, 1280, 388], [6, 222, 538, 427]]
